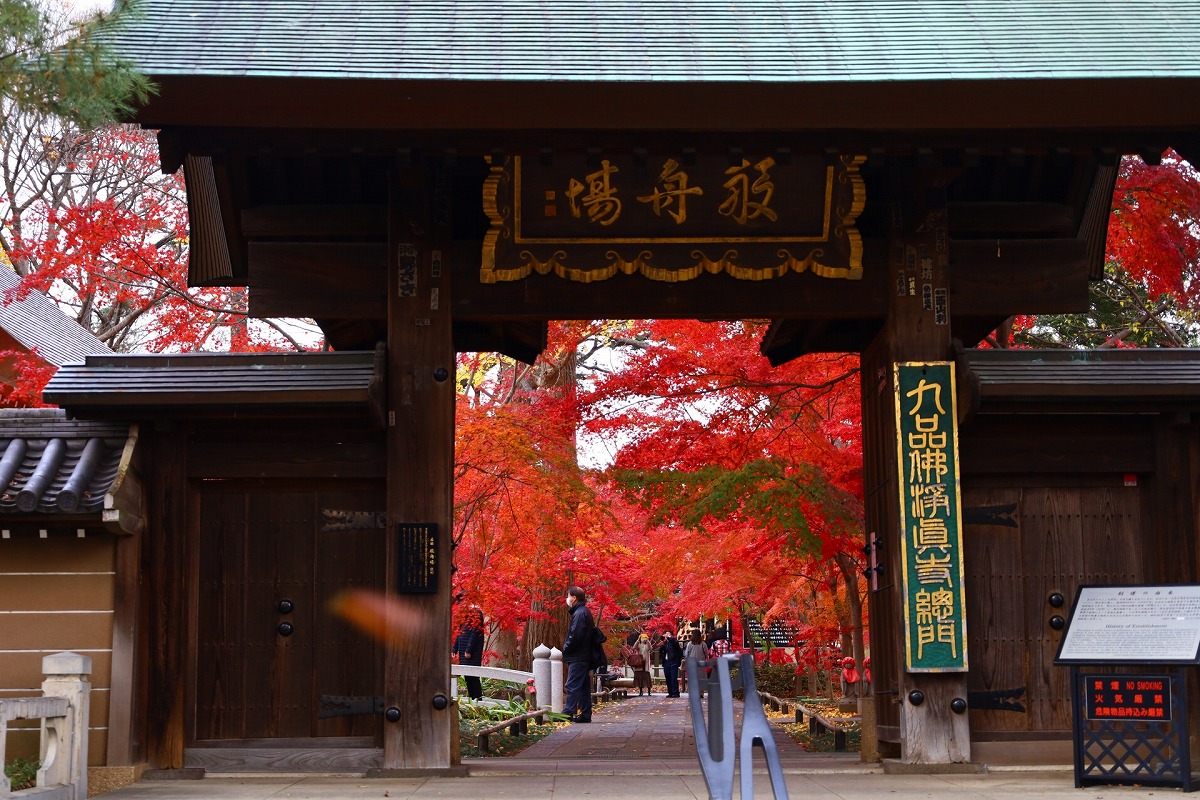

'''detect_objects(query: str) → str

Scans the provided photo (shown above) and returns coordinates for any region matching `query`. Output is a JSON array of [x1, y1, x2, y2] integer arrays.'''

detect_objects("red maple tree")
[[2, 123, 319, 353], [995, 150, 1200, 348], [576, 319, 869, 671]]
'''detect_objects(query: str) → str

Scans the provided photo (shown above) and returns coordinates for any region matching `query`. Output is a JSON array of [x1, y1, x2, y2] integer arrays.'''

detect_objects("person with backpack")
[[561, 585, 595, 723], [683, 628, 711, 698], [660, 629, 683, 697]]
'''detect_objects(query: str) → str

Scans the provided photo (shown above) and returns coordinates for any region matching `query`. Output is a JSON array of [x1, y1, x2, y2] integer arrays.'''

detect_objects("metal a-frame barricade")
[[686, 653, 789, 800]]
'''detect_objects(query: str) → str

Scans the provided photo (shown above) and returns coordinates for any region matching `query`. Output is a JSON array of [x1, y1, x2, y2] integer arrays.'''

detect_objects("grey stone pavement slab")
[[93, 692, 1168, 799]]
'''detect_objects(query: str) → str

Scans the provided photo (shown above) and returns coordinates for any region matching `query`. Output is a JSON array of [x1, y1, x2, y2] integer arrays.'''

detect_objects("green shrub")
[[5, 757, 40, 791], [752, 662, 799, 698]]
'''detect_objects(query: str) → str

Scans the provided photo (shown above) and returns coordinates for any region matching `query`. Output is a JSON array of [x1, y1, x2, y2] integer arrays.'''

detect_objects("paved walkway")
[[90, 692, 1149, 799]]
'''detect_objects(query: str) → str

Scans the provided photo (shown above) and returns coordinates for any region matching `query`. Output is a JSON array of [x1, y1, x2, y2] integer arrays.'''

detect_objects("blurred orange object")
[[331, 589, 427, 643]]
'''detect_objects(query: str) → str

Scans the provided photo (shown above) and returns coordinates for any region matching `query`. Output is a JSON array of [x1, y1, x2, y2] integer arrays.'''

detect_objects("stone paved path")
[[514, 690, 816, 765]]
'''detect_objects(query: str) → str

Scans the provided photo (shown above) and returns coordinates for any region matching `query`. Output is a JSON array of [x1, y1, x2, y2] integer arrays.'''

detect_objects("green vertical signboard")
[[894, 361, 968, 672]]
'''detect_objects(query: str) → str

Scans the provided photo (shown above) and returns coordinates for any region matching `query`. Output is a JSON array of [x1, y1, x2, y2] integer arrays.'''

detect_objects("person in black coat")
[[562, 585, 595, 722], [452, 609, 486, 700], [660, 629, 683, 698]]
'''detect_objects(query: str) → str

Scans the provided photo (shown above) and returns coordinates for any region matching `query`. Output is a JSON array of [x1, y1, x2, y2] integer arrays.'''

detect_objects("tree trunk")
[[518, 591, 568, 671]]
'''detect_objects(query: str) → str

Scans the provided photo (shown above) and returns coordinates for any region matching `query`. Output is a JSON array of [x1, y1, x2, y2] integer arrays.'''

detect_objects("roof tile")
[[106, 0, 1200, 82]]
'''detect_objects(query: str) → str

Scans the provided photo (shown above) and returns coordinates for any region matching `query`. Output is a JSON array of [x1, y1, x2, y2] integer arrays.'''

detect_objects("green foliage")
[[613, 458, 853, 557], [1015, 261, 1200, 348], [780, 720, 861, 753], [752, 662, 800, 698], [4, 757, 39, 791], [457, 716, 564, 758], [0, 0, 154, 128]]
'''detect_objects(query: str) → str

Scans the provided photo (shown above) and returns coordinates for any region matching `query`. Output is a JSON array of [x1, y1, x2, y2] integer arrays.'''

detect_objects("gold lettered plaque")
[[482, 152, 865, 284], [894, 361, 968, 673], [396, 523, 438, 594]]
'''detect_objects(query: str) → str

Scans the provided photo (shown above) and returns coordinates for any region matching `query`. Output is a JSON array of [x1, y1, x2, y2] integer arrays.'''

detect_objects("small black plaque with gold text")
[[397, 523, 437, 593]]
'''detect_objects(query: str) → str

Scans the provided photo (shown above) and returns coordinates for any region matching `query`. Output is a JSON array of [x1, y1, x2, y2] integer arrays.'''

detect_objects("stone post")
[[549, 647, 564, 713], [532, 644, 552, 709], [40, 651, 92, 800]]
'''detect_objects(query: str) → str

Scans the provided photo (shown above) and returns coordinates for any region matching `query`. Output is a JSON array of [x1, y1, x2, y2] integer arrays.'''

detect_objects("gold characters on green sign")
[[899, 367, 963, 667]]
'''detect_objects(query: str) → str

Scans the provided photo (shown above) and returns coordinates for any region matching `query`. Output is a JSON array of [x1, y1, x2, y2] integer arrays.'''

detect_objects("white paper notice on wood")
[[1055, 585, 1200, 665]]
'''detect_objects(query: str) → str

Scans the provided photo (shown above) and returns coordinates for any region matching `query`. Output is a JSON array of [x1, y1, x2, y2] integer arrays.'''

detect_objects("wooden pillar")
[[862, 163, 970, 764], [382, 158, 456, 771], [144, 423, 189, 769], [106, 527, 142, 765]]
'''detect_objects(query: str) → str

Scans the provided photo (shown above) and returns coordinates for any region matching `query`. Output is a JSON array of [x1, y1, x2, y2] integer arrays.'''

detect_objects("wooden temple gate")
[[44, 0, 1200, 774]]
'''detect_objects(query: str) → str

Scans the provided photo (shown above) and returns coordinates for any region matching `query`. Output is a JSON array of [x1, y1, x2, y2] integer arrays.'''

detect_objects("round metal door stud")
[[277, 622, 294, 636], [1049, 615, 1066, 630], [385, 707, 401, 723], [908, 690, 925, 706], [433, 367, 449, 382], [1048, 592, 1064, 608], [432, 693, 449, 710], [278, 599, 294, 614], [950, 697, 968, 714]]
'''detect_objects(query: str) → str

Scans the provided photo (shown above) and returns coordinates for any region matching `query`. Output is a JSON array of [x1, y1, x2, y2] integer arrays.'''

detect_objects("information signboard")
[[1055, 584, 1200, 665]]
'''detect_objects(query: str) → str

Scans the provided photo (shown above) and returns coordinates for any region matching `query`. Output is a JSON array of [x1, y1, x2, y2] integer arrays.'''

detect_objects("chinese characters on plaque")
[[894, 362, 968, 672], [396, 523, 438, 594], [1084, 675, 1171, 721], [482, 152, 865, 283]]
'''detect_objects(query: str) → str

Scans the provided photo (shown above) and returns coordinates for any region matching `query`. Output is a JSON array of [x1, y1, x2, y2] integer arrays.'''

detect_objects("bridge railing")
[[0, 653, 91, 800]]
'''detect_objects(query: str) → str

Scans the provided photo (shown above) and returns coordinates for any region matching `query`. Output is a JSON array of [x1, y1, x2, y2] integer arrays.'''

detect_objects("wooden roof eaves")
[[42, 349, 386, 423], [963, 349, 1200, 408], [131, 74, 1200, 144]]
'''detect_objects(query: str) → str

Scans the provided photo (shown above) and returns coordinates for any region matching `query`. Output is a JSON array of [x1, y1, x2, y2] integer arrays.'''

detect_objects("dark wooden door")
[[964, 484, 1142, 737], [194, 485, 385, 743]]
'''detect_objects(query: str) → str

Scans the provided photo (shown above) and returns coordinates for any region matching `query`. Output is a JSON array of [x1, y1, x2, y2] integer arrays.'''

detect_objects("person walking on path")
[[683, 628, 709, 697], [660, 629, 682, 697], [562, 585, 595, 723], [452, 609, 485, 700], [632, 632, 653, 696]]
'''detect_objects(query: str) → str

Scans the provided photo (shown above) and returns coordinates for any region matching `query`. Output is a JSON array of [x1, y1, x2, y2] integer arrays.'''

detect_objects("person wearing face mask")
[[561, 585, 595, 723]]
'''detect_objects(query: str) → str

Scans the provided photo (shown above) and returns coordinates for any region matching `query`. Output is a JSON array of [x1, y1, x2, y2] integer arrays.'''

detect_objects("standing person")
[[452, 609, 485, 700], [683, 628, 710, 697], [709, 627, 731, 659], [633, 632, 653, 696], [562, 585, 595, 723], [660, 629, 683, 697]]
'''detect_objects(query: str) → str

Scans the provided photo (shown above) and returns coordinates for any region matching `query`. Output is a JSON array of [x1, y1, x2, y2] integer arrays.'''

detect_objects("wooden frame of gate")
[[67, 1, 1200, 773]]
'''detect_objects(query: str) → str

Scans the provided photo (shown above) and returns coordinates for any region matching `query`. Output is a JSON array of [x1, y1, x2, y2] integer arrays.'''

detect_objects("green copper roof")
[[108, 0, 1200, 83]]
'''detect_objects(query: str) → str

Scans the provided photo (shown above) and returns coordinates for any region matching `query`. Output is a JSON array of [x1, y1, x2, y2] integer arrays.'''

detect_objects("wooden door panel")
[[313, 490, 385, 737], [964, 487, 1025, 732], [966, 484, 1145, 738], [196, 492, 248, 741], [243, 493, 315, 739], [194, 485, 384, 744]]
